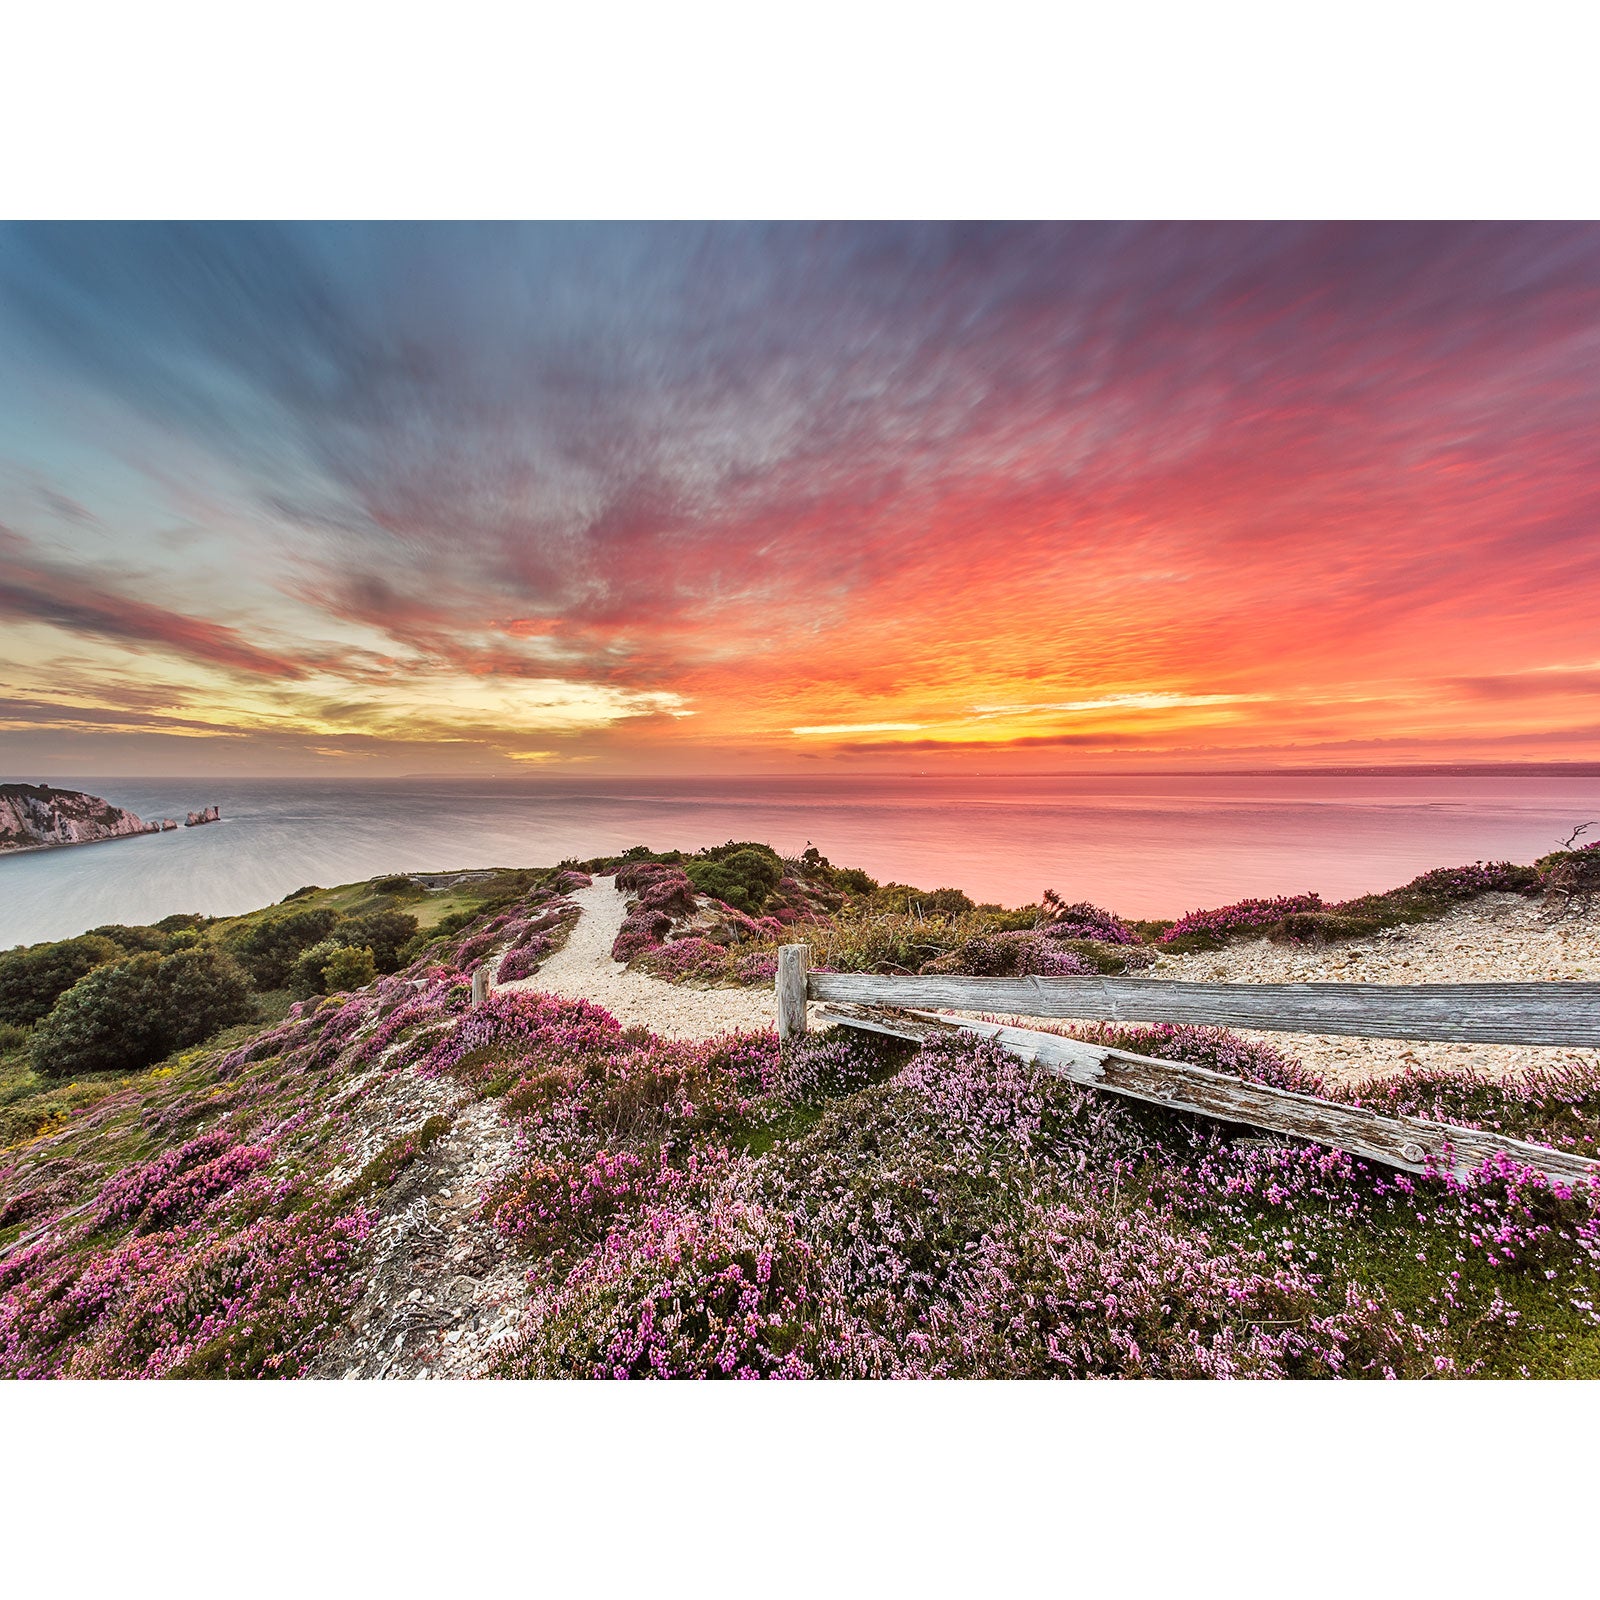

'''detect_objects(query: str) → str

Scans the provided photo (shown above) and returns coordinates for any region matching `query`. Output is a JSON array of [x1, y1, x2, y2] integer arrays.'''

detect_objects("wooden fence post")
[[777, 944, 810, 1041], [472, 966, 490, 1010]]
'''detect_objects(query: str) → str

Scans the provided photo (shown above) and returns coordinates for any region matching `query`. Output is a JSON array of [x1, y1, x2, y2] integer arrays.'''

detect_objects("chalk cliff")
[[0, 783, 160, 852]]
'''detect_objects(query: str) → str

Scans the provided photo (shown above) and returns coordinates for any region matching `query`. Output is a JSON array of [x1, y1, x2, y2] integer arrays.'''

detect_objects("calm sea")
[[2, 771, 1598, 947]]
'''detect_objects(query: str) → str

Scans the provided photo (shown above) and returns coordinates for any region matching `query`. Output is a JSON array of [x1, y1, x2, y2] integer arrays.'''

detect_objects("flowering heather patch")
[[922, 930, 1098, 977], [476, 1005, 1600, 1379], [496, 936, 553, 982], [1157, 862, 1543, 949], [501, 1197, 819, 1378], [635, 937, 780, 988], [611, 866, 699, 962], [731, 950, 779, 985], [554, 870, 593, 893], [0, 1198, 374, 1378], [1038, 892, 1139, 945], [1159, 893, 1324, 945], [1389, 861, 1538, 900], [1066, 1021, 1332, 1097], [639, 935, 731, 983], [0, 946, 482, 1378], [614, 859, 685, 895]]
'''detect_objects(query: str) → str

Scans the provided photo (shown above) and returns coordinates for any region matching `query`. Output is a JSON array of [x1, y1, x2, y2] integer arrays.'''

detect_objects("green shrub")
[[87, 923, 169, 953], [152, 912, 207, 934], [29, 946, 255, 1077], [339, 909, 418, 972], [832, 867, 877, 895], [227, 908, 340, 989], [686, 847, 784, 914], [288, 940, 345, 999], [321, 945, 376, 995], [371, 875, 413, 895], [159, 948, 258, 1045], [0, 1020, 28, 1056], [0, 934, 121, 1027]]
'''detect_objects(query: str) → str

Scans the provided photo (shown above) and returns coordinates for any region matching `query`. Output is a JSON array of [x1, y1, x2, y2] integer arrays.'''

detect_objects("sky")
[[2, 220, 1598, 779]]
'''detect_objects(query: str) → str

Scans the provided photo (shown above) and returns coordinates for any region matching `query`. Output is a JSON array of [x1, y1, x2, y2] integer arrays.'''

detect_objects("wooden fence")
[[773, 945, 1600, 1185]]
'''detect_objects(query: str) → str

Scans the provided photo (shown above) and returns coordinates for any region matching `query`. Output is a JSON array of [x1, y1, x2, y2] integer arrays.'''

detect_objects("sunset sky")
[[2, 220, 1598, 778]]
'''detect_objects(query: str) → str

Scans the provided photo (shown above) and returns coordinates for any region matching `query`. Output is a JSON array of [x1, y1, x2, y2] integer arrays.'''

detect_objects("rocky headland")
[[0, 782, 177, 853]]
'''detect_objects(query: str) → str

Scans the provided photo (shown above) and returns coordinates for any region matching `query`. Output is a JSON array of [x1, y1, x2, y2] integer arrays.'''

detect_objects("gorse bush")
[[30, 947, 256, 1077]]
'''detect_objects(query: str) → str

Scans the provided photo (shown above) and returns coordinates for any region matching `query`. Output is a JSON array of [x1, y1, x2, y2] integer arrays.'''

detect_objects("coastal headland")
[[0, 782, 215, 854]]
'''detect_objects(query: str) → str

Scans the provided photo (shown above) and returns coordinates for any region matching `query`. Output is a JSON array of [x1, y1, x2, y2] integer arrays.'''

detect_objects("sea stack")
[[184, 804, 222, 827]]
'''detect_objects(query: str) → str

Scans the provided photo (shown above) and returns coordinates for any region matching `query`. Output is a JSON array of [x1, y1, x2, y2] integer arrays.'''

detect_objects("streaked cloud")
[[2, 222, 1599, 773]]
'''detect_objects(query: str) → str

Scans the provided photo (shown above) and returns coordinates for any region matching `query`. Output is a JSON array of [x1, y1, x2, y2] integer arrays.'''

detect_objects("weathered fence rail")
[[775, 945, 1600, 1185], [802, 971, 1600, 1046]]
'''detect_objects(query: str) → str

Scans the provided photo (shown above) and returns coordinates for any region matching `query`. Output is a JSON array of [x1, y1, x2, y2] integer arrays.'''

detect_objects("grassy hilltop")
[[2, 839, 1599, 1378]]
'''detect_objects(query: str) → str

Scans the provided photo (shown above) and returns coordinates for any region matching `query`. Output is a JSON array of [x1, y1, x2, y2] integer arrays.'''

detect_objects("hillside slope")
[[4, 846, 1600, 1379]]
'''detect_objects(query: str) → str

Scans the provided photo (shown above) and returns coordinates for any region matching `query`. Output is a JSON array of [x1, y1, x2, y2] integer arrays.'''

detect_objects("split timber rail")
[[773, 945, 1600, 1186]]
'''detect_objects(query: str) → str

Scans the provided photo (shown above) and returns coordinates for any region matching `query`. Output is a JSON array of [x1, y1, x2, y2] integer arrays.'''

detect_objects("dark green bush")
[[158, 947, 258, 1046], [288, 940, 345, 1000], [87, 923, 169, 953], [687, 847, 784, 914], [832, 867, 878, 895], [371, 875, 413, 895], [227, 908, 340, 989], [1269, 911, 1382, 943], [291, 941, 375, 998], [0, 934, 121, 1027], [29, 946, 255, 1076], [338, 909, 417, 972]]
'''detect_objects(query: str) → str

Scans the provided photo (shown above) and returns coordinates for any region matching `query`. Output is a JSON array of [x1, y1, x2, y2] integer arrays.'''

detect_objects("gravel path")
[[497, 876, 775, 1040], [1118, 893, 1600, 1087]]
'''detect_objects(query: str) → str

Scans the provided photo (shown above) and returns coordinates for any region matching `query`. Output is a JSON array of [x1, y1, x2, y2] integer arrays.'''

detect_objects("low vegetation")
[[1, 838, 1596, 1378], [582, 839, 1583, 990]]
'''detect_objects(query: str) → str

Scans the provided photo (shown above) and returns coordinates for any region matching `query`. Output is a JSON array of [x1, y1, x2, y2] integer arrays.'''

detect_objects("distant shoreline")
[[0, 827, 177, 860]]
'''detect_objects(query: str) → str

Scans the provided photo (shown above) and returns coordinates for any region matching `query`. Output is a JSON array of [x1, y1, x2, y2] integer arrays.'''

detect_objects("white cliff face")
[[0, 783, 157, 852]]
